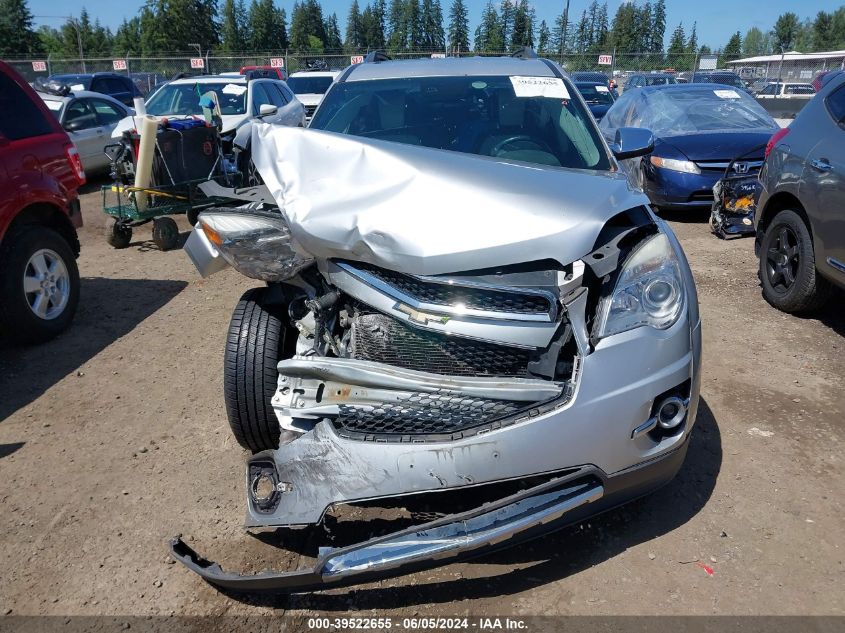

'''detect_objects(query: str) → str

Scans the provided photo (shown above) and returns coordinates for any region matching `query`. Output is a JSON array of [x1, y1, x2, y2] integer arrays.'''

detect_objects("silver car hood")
[[251, 124, 647, 275]]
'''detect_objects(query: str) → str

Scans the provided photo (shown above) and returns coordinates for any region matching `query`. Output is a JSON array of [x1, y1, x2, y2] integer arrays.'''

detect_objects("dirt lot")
[[1, 178, 843, 620]]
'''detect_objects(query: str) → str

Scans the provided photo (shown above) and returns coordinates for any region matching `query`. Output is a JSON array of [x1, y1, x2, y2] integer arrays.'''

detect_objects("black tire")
[[759, 209, 833, 313], [0, 226, 80, 344], [105, 217, 132, 249], [186, 207, 200, 227], [152, 217, 179, 251], [224, 288, 289, 452]]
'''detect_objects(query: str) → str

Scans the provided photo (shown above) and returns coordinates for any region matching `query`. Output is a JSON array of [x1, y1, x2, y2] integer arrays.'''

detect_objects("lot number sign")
[[270, 58, 285, 68], [32, 60, 47, 72], [113, 59, 127, 71], [351, 55, 364, 64], [598, 55, 613, 65], [190, 58, 205, 69]]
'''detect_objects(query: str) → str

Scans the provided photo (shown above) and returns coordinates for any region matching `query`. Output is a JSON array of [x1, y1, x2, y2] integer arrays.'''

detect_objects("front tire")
[[759, 209, 832, 313], [224, 288, 289, 452], [0, 226, 80, 344]]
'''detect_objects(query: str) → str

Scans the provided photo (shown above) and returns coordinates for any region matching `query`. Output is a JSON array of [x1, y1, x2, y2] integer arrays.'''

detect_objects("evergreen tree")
[[447, 0, 469, 53], [361, 1, 386, 49], [772, 12, 799, 51], [499, 0, 514, 48], [723, 31, 742, 60], [473, 1, 502, 52], [405, 0, 421, 48], [325, 13, 342, 50], [345, 0, 364, 50], [574, 10, 589, 53], [220, 0, 245, 52], [421, 0, 445, 50], [510, 0, 533, 50], [0, 0, 41, 57], [685, 22, 698, 54], [279, 7, 289, 50], [651, 0, 666, 53], [112, 17, 142, 56], [387, 0, 405, 50], [811, 11, 835, 51], [608, 1, 637, 54], [666, 22, 686, 68], [537, 19, 550, 55], [289, 0, 326, 51], [249, 0, 284, 50]]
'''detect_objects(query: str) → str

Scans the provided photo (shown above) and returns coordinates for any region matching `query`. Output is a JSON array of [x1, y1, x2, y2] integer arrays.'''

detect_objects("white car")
[[285, 69, 342, 120], [111, 75, 306, 138], [755, 82, 816, 98]]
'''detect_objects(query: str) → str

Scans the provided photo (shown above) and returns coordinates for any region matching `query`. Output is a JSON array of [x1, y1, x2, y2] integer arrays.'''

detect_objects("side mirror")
[[258, 104, 278, 117], [612, 127, 654, 160]]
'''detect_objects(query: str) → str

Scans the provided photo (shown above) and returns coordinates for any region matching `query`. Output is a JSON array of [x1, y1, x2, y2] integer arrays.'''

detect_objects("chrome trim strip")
[[694, 160, 764, 170], [335, 260, 557, 323], [827, 257, 845, 273]]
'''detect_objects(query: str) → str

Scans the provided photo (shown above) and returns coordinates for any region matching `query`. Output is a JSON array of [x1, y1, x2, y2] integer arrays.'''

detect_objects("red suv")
[[0, 61, 86, 343]]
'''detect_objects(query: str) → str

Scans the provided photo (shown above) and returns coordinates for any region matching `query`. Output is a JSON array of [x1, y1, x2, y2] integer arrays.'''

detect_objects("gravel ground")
[[1, 178, 842, 620]]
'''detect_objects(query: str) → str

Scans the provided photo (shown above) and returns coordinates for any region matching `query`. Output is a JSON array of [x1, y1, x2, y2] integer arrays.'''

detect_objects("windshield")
[[631, 88, 776, 135], [287, 76, 335, 95], [310, 75, 610, 171], [694, 73, 745, 88], [575, 83, 614, 105], [145, 82, 247, 116], [645, 76, 676, 86]]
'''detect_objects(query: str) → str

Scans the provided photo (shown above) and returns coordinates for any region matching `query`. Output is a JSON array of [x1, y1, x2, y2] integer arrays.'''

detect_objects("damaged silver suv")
[[174, 53, 702, 592]]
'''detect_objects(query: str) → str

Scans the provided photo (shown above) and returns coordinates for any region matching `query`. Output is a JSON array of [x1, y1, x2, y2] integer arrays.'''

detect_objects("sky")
[[27, 0, 842, 50]]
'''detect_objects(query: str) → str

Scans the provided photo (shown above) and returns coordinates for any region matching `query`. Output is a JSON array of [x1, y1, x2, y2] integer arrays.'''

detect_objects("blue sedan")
[[599, 84, 779, 211]]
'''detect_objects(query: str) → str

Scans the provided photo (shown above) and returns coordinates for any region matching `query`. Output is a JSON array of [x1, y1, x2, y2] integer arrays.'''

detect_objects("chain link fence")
[[6, 50, 841, 94]]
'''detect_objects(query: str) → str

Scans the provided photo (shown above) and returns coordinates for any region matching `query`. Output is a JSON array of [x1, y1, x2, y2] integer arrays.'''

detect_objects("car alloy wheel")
[[23, 248, 71, 320], [765, 225, 800, 294]]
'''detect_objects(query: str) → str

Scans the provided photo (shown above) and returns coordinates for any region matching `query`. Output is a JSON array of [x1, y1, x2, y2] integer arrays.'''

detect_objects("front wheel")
[[223, 288, 290, 452], [0, 226, 80, 344], [759, 209, 832, 313]]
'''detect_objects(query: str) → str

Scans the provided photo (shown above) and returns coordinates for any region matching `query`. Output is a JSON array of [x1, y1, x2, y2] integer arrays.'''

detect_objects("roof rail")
[[510, 47, 538, 60], [364, 50, 392, 63]]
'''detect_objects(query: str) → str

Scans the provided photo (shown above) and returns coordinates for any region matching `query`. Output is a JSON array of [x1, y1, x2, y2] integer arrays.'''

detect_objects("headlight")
[[596, 232, 685, 339], [650, 156, 700, 174], [198, 210, 313, 281]]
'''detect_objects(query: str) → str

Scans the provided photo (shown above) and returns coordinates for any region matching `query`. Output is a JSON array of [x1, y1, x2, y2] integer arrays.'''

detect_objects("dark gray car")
[[755, 73, 845, 313]]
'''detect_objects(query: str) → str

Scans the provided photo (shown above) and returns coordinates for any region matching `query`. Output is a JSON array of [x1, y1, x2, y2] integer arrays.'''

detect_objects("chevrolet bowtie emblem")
[[396, 303, 450, 325]]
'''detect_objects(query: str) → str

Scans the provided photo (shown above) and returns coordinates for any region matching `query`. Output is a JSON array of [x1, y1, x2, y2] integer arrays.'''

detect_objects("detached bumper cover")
[[170, 441, 689, 593]]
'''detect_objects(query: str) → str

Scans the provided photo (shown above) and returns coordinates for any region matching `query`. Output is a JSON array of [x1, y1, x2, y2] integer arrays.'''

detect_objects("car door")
[[269, 82, 304, 127], [802, 82, 845, 284], [88, 98, 126, 170], [62, 98, 105, 172]]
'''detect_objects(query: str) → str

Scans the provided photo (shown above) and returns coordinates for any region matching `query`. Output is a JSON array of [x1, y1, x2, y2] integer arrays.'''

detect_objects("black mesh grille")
[[304, 105, 317, 117], [350, 312, 531, 377], [336, 393, 524, 436], [348, 262, 552, 315]]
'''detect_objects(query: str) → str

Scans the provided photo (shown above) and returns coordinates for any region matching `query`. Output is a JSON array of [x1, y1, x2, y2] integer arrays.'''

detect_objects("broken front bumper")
[[170, 441, 689, 592]]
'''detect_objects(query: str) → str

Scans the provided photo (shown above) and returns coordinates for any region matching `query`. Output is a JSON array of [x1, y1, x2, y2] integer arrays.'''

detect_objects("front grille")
[[335, 393, 524, 436], [349, 312, 531, 377], [348, 262, 552, 316], [304, 105, 317, 118], [689, 191, 715, 202]]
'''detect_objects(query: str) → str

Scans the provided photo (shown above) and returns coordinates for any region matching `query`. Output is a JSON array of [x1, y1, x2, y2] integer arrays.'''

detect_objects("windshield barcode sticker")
[[510, 76, 570, 99], [222, 84, 247, 95], [714, 89, 741, 99], [596, 85, 609, 93]]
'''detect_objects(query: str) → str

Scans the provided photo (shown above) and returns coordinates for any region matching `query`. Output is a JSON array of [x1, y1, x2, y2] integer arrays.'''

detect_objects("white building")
[[726, 50, 845, 80]]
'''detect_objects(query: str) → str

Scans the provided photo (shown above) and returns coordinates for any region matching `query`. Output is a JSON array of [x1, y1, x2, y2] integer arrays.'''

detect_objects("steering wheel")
[[490, 134, 550, 157]]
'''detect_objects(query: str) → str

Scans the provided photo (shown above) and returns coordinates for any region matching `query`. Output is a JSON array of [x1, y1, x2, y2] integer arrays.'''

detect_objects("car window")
[[286, 75, 335, 95], [0, 72, 54, 140], [267, 82, 288, 106], [575, 84, 614, 105], [89, 98, 124, 124], [785, 84, 814, 95], [311, 74, 610, 171], [251, 83, 273, 114], [601, 89, 634, 130], [146, 82, 247, 116], [760, 84, 778, 95], [64, 99, 99, 130], [825, 83, 845, 123], [279, 82, 295, 102]]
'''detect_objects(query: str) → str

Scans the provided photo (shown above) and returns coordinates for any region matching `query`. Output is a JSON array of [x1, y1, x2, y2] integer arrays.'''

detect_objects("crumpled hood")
[[251, 124, 648, 275]]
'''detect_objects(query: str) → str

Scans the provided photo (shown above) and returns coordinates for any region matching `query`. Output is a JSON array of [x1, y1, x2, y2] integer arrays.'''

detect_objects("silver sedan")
[[38, 90, 133, 174]]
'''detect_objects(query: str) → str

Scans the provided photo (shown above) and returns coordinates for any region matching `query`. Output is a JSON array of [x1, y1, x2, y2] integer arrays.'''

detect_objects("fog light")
[[656, 396, 686, 429], [251, 474, 276, 503]]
